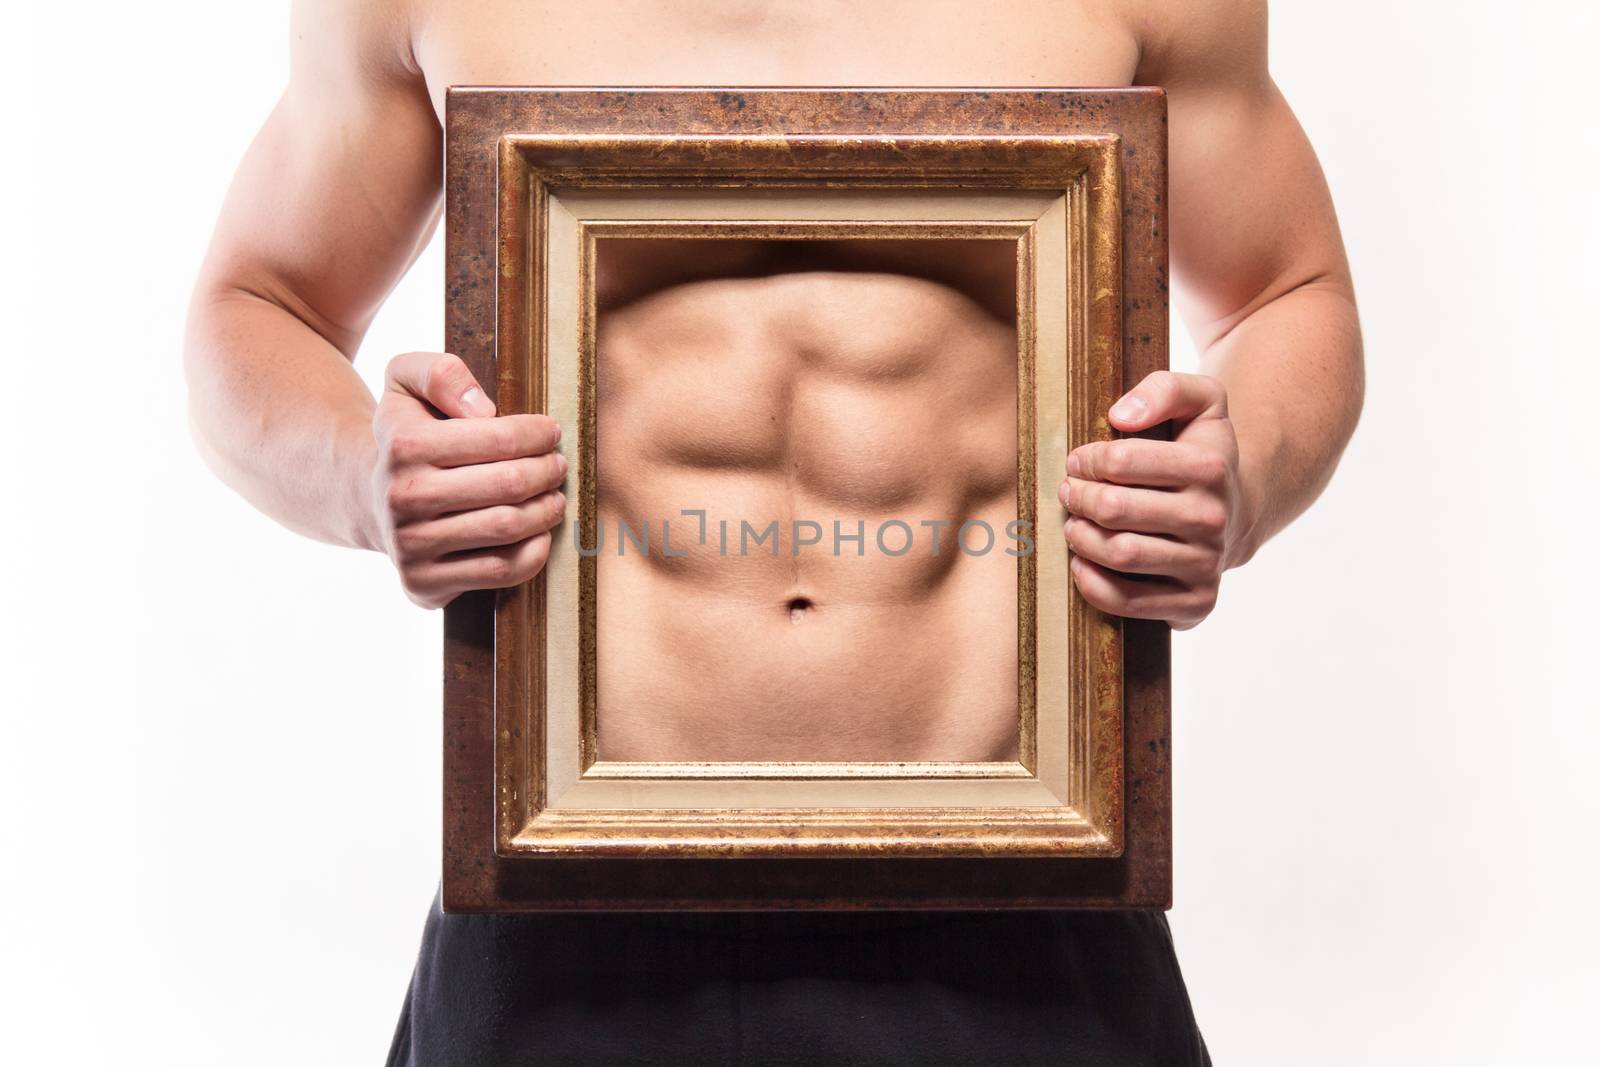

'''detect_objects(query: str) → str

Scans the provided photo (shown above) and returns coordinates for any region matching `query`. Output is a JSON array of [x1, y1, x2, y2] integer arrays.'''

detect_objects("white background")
[[5, 3, 1597, 1064]]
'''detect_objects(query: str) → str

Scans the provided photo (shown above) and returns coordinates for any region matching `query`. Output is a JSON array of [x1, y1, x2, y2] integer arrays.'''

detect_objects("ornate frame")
[[444, 87, 1170, 911]]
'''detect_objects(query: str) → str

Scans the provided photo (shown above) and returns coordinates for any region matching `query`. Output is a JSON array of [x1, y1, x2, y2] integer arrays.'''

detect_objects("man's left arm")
[[1060, 0, 1365, 628]]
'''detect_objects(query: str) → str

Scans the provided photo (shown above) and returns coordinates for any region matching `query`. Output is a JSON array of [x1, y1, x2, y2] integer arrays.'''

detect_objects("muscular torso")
[[407, 0, 1144, 761], [595, 241, 1020, 761]]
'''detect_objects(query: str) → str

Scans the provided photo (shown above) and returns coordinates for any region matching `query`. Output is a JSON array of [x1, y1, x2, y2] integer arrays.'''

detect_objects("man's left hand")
[[1058, 371, 1245, 630]]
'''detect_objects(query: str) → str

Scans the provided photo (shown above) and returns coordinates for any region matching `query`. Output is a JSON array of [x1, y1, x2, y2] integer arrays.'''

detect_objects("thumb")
[[384, 351, 497, 419], [1107, 371, 1226, 432]]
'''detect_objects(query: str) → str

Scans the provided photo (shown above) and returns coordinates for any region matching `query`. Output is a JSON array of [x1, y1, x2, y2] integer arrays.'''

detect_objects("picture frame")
[[444, 87, 1170, 911]]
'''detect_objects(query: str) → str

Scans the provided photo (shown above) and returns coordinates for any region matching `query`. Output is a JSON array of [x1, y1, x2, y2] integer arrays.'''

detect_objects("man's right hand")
[[370, 352, 567, 609]]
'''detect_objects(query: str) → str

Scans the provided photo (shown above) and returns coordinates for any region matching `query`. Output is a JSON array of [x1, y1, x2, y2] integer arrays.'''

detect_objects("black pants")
[[387, 888, 1210, 1066]]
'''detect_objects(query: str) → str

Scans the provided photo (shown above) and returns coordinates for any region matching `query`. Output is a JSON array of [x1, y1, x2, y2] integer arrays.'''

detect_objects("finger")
[[394, 492, 567, 560], [1065, 439, 1228, 489], [1069, 556, 1213, 626], [384, 413, 562, 469], [1107, 371, 1226, 432], [385, 351, 496, 419], [390, 453, 568, 517], [1062, 478, 1228, 543], [405, 532, 554, 604], [1063, 517, 1216, 582]]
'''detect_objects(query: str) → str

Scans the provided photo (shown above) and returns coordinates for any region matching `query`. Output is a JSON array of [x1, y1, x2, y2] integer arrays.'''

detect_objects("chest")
[[415, 0, 1141, 122], [595, 271, 1018, 511]]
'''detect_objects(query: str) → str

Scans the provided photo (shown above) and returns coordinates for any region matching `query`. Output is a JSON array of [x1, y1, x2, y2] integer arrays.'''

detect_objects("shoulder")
[[289, 0, 422, 86], [1109, 0, 1268, 86]]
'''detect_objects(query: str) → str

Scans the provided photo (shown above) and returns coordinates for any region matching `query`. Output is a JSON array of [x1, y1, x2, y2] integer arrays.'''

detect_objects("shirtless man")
[[185, 2, 1363, 1063]]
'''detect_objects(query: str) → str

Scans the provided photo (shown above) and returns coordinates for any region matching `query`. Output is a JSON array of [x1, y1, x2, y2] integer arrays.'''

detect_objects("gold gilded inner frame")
[[494, 134, 1122, 858]]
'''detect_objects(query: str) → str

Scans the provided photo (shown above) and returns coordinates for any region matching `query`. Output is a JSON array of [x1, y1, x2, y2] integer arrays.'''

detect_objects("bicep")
[[194, 0, 441, 356], [1153, 4, 1354, 350]]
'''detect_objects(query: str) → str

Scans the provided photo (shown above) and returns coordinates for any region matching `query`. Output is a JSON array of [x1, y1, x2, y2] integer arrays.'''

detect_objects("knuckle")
[[1079, 581, 1120, 614], [1107, 534, 1143, 571], [1146, 370, 1177, 401], [1192, 500, 1228, 535], [1095, 485, 1126, 525], [425, 353, 471, 396], [486, 506, 525, 543], [398, 566, 429, 598], [480, 553, 514, 584], [1191, 586, 1219, 618], [384, 430, 428, 468], [383, 352, 418, 390], [392, 525, 428, 562], [1193, 451, 1229, 488], [432, 351, 469, 381], [495, 464, 529, 502], [486, 421, 520, 459], [384, 479, 419, 515], [1103, 440, 1135, 479], [526, 459, 552, 494]]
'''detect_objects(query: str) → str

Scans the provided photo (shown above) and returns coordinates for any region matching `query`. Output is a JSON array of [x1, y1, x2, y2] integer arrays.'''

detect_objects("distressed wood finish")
[[445, 87, 1170, 912], [498, 138, 1117, 857]]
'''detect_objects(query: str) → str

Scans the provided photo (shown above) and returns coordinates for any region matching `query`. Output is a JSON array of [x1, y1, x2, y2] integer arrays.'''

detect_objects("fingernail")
[[460, 387, 494, 417], [555, 453, 568, 475], [1059, 481, 1071, 508], [1067, 453, 1082, 477], [1110, 395, 1147, 422]]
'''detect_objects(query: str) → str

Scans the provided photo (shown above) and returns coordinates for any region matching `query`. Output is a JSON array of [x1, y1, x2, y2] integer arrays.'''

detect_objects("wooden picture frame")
[[444, 87, 1170, 911]]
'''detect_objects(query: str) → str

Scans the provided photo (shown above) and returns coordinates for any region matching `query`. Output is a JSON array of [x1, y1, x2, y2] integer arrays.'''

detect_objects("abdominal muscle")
[[594, 259, 1020, 763]]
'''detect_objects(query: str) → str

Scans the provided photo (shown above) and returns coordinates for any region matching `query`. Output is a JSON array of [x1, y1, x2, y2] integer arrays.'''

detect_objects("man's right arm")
[[184, 0, 565, 607]]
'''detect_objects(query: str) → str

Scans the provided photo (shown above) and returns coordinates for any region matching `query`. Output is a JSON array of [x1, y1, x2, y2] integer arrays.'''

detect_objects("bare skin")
[[596, 239, 1019, 761], [185, 0, 1364, 758]]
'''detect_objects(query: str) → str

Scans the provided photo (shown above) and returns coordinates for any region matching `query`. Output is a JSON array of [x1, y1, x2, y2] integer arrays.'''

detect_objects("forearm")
[[1200, 280, 1364, 568], [184, 287, 381, 552]]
